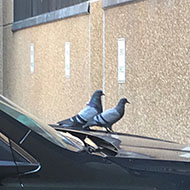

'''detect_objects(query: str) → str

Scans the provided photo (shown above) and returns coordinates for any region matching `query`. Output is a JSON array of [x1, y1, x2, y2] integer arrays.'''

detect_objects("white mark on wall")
[[167, 0, 175, 7], [102, 10, 106, 110], [148, 0, 157, 15], [118, 38, 126, 83], [30, 44, 35, 74], [149, 0, 157, 9], [65, 42, 70, 78], [88, 13, 92, 97]]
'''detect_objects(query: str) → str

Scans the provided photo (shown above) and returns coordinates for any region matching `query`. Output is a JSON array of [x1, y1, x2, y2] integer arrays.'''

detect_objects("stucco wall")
[[3, 1, 105, 126], [4, 15, 92, 124], [0, 0, 3, 94], [3, 0, 13, 25], [2, 0, 190, 144], [104, 0, 190, 143], [89, 0, 103, 93], [2, 0, 14, 97]]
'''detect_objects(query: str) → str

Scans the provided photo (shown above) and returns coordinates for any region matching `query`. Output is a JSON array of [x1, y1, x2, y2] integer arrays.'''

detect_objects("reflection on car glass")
[[0, 132, 9, 144], [0, 97, 84, 152]]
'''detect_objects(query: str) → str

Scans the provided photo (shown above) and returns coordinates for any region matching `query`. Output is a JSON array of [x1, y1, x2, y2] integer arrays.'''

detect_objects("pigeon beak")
[[127, 100, 130, 104], [102, 93, 105, 96]]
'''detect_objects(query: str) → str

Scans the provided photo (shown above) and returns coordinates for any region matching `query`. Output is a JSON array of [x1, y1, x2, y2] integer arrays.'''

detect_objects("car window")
[[0, 133, 13, 161], [0, 132, 29, 162], [0, 96, 84, 152]]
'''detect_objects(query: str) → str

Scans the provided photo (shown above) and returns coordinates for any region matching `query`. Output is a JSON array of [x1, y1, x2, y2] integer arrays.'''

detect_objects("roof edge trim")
[[12, 1, 90, 32]]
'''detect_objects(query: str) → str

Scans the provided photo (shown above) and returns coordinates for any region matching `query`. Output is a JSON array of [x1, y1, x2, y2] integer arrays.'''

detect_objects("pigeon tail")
[[56, 90, 104, 129]]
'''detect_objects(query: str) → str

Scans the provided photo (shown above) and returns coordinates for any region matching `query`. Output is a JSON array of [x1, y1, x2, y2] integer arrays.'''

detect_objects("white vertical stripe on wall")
[[88, 10, 92, 98], [102, 10, 106, 110]]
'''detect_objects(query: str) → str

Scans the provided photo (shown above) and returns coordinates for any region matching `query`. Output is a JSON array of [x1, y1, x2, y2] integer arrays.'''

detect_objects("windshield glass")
[[0, 95, 84, 152]]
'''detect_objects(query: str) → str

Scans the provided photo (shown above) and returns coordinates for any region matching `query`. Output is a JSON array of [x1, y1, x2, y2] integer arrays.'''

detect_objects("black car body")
[[0, 95, 190, 189]]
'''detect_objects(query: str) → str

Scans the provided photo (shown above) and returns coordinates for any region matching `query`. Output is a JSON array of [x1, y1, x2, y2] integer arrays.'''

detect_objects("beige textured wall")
[[0, 0, 3, 94], [3, 0, 13, 25], [89, 0, 103, 93], [3, 1, 105, 126], [2, 0, 190, 144], [4, 15, 91, 124], [104, 0, 190, 143], [2, 0, 14, 96]]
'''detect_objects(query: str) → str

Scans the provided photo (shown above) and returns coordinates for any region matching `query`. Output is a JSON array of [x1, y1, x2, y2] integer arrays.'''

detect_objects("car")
[[0, 94, 190, 189]]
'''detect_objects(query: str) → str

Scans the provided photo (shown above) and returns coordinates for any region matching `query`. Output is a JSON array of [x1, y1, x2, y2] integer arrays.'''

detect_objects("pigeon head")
[[116, 98, 130, 115], [93, 90, 105, 97], [120, 98, 130, 105], [90, 90, 105, 101]]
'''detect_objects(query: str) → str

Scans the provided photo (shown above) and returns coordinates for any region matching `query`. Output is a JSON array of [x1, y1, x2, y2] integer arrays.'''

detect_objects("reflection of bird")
[[57, 90, 104, 128], [83, 98, 130, 132]]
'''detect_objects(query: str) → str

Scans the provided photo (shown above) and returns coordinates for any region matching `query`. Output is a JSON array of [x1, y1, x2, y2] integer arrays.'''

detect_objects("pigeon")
[[82, 98, 130, 132], [57, 90, 104, 128]]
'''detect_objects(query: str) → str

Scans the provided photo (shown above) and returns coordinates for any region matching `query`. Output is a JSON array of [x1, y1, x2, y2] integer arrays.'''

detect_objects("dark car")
[[1, 95, 190, 190]]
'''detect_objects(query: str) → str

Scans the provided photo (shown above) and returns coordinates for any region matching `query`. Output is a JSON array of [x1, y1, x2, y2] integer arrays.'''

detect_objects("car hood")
[[53, 126, 190, 162]]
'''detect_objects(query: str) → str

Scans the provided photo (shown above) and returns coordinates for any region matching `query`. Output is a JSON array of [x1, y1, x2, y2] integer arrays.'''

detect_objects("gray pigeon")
[[57, 90, 104, 128], [82, 98, 130, 132]]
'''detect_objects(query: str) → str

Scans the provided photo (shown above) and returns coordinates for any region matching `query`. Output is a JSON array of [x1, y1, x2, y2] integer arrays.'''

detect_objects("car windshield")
[[0, 95, 84, 152]]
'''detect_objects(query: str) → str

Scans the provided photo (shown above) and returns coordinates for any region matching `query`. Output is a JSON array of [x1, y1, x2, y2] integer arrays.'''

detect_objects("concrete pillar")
[[89, 0, 103, 94], [2, 0, 13, 96], [0, 0, 3, 94]]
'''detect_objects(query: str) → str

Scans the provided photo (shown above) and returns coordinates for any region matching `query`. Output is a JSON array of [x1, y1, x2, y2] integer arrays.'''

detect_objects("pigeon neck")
[[88, 96, 102, 113], [116, 102, 125, 115]]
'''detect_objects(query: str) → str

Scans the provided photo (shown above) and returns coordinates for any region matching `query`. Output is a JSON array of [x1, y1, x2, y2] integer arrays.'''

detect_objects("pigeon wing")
[[83, 108, 120, 128], [57, 105, 98, 127], [78, 105, 98, 121], [99, 108, 121, 124]]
